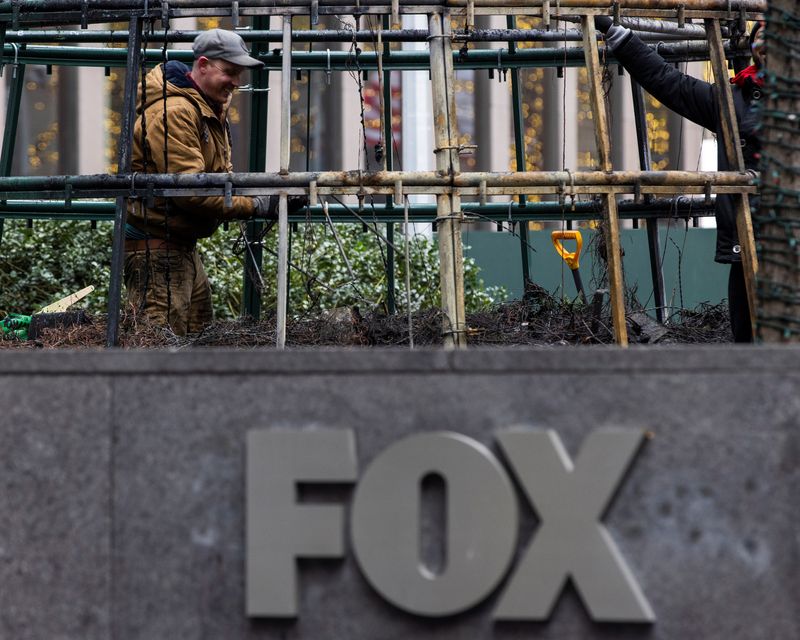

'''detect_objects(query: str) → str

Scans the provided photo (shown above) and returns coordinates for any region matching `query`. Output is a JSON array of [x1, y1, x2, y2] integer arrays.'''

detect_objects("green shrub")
[[0, 219, 506, 318]]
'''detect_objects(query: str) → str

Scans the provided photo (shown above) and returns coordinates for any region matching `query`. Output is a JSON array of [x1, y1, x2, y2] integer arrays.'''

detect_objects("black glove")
[[288, 195, 309, 214], [253, 194, 309, 219], [595, 15, 614, 34], [253, 195, 278, 219]]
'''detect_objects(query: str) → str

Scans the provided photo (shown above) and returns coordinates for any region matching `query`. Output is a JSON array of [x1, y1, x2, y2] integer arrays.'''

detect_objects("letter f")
[[246, 429, 357, 616]]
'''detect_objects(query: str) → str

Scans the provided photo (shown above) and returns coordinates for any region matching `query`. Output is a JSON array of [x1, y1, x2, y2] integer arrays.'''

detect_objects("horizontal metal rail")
[[0, 197, 717, 222], [0, 0, 766, 27], [0, 171, 758, 203], [0, 0, 768, 11], [2, 26, 723, 45], [0, 40, 748, 71]]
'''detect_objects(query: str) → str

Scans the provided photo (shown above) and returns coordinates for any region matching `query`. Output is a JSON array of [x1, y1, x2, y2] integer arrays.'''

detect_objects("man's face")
[[194, 56, 246, 105]]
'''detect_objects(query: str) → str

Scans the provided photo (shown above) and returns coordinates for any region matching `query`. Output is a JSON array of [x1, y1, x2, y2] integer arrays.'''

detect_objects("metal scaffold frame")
[[0, 1, 765, 347]]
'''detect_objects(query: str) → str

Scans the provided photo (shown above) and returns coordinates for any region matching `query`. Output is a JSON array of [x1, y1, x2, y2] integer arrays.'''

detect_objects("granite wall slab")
[[0, 347, 797, 640]]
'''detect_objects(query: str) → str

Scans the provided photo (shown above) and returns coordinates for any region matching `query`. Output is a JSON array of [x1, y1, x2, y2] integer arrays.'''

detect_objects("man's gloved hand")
[[253, 195, 278, 219], [287, 195, 309, 214], [596, 16, 632, 51], [595, 15, 614, 34], [253, 194, 309, 219]]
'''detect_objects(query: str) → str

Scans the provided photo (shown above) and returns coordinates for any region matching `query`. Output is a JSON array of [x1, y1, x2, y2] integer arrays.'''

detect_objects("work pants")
[[124, 247, 212, 336]]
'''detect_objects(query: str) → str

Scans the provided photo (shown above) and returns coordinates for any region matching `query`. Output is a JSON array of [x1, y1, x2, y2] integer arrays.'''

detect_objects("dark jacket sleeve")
[[612, 32, 718, 132]]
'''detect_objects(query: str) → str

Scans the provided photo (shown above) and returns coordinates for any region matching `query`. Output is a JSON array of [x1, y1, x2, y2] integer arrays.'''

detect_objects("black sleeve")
[[612, 32, 718, 131]]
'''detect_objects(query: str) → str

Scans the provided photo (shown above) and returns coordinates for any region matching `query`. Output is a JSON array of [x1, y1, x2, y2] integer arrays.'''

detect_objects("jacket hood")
[[138, 61, 216, 118]]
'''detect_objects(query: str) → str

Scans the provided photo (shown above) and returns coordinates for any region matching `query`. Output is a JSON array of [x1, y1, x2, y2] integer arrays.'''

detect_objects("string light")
[[753, 6, 800, 338]]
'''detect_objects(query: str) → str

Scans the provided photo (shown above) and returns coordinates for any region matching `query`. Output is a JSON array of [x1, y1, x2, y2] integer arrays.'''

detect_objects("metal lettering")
[[246, 427, 654, 622], [246, 429, 357, 616], [350, 432, 518, 616], [494, 428, 655, 622]]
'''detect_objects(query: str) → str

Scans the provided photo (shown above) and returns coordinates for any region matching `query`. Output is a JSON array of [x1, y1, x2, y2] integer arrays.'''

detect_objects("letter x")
[[494, 428, 655, 622]]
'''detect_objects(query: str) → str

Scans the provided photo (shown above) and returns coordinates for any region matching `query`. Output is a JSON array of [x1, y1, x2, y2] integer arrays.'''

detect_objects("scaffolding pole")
[[583, 13, 627, 345], [243, 15, 271, 321], [0, 170, 757, 196], [0, 0, 768, 26], [630, 77, 667, 323], [105, 16, 141, 347], [0, 197, 720, 222], [0, 47, 23, 246], [0, 40, 752, 71], [429, 11, 466, 348], [276, 15, 292, 349], [0, 27, 727, 45], [507, 14, 531, 290], [381, 14, 397, 314], [706, 17, 758, 340]]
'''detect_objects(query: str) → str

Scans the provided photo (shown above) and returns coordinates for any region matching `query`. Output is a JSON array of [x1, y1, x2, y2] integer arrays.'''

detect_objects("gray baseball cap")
[[192, 28, 264, 68]]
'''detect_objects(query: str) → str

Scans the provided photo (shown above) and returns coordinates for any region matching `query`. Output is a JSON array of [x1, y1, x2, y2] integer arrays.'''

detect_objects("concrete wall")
[[0, 347, 797, 640]]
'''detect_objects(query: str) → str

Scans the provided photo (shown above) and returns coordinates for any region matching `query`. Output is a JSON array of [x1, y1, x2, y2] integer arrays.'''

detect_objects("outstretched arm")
[[597, 18, 718, 131]]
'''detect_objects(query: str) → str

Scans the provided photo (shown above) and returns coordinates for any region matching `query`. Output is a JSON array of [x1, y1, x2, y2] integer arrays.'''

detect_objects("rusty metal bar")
[[0, 0, 767, 27], [429, 11, 466, 348], [276, 15, 293, 349], [583, 13, 628, 346], [0, 27, 718, 45], [0, 0, 768, 9], [0, 170, 757, 193], [706, 18, 757, 340]]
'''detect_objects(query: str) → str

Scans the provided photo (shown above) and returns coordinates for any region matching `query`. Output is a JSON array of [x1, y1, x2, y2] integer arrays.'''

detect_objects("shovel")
[[551, 230, 587, 303]]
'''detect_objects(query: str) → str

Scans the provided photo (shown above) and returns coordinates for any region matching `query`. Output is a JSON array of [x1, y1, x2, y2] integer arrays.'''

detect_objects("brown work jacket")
[[127, 62, 255, 244]]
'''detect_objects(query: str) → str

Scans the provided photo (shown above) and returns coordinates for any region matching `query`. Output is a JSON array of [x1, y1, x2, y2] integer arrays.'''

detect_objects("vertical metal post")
[[286, 222, 293, 313], [507, 15, 531, 289], [57, 67, 79, 173], [631, 78, 667, 322], [280, 16, 292, 174], [276, 195, 289, 347], [386, 222, 395, 312], [582, 14, 628, 345], [243, 15, 271, 320], [276, 15, 292, 348], [429, 11, 466, 348], [706, 18, 758, 338], [0, 60, 24, 246], [106, 17, 142, 347], [382, 15, 396, 314]]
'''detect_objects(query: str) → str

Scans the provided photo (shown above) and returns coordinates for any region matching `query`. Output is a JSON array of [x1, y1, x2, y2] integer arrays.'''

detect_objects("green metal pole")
[[0, 199, 715, 223], [242, 16, 271, 320], [0, 22, 5, 242], [507, 15, 530, 289], [2, 41, 732, 71], [382, 14, 395, 314], [0, 33, 24, 246], [106, 17, 142, 346]]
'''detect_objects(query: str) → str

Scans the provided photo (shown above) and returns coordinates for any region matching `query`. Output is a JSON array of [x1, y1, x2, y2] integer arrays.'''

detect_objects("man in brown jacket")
[[125, 29, 294, 335]]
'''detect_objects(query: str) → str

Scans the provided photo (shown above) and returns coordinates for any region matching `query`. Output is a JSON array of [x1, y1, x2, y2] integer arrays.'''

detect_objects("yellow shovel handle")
[[551, 230, 583, 270]]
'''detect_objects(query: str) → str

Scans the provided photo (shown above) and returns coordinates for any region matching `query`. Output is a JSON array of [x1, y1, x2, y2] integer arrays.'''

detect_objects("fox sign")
[[246, 428, 654, 623]]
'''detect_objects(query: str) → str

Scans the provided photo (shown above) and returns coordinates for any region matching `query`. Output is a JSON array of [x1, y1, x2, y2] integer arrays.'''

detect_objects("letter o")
[[350, 432, 518, 616]]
